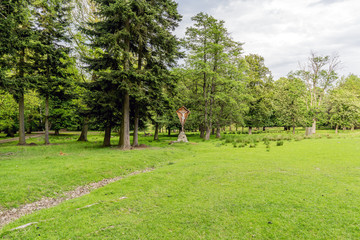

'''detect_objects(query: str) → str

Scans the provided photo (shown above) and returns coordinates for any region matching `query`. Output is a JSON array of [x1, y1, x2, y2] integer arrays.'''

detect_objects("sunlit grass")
[[1, 130, 360, 239]]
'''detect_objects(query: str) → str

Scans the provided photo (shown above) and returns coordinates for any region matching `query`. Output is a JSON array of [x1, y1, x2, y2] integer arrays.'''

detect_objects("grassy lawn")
[[1, 131, 360, 239]]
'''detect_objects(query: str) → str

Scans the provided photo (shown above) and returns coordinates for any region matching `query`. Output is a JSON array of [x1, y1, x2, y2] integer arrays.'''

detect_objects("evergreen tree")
[[243, 54, 273, 134], [184, 12, 244, 140], [83, 0, 181, 149], [32, 0, 73, 144], [0, 0, 35, 144]]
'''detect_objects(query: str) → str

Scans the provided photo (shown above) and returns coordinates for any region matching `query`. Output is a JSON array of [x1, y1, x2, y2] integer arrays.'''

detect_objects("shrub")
[[276, 140, 284, 146]]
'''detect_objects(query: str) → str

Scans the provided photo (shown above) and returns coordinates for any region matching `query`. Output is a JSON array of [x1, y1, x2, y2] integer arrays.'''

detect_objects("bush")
[[276, 140, 284, 146]]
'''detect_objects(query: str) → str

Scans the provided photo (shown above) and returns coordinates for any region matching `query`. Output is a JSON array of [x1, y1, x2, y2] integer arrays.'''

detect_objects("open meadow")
[[1, 130, 360, 239]]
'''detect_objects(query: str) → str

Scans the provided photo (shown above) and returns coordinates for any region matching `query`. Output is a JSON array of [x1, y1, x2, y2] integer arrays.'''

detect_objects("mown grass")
[[0, 132, 186, 209], [1, 130, 360, 239]]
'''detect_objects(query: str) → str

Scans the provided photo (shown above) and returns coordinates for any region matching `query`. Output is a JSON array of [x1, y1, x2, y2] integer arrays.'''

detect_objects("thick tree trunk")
[[292, 125, 295, 134], [78, 117, 89, 142], [335, 124, 338, 134], [312, 119, 316, 134], [154, 122, 159, 140], [216, 128, 221, 138], [205, 126, 211, 140], [119, 91, 131, 149], [248, 126, 252, 135], [44, 96, 50, 145], [26, 127, 32, 134], [132, 107, 139, 147], [103, 126, 111, 147], [211, 128, 215, 135], [168, 127, 171, 137], [18, 92, 26, 145]]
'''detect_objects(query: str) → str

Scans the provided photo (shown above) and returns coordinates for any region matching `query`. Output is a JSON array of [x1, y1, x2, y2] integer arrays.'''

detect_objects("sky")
[[174, 0, 360, 79]]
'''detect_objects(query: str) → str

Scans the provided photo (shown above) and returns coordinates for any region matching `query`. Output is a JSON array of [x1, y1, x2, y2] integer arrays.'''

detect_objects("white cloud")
[[175, 0, 360, 79]]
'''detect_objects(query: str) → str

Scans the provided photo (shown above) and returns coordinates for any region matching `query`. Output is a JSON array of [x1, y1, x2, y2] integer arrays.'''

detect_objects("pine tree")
[[32, 0, 73, 144], [0, 0, 35, 145], [83, 0, 181, 149]]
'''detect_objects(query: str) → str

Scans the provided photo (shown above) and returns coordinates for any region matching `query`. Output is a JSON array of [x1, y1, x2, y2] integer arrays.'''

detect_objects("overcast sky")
[[174, 0, 360, 79]]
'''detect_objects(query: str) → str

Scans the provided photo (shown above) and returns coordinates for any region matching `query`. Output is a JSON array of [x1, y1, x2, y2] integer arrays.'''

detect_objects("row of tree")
[[1, 0, 360, 148]]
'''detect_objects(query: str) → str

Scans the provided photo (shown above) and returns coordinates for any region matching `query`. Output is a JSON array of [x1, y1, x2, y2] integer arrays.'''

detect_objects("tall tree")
[[84, 0, 181, 149], [297, 52, 341, 133], [243, 54, 273, 134], [273, 76, 307, 134], [0, 0, 35, 145], [32, 0, 73, 144], [184, 12, 244, 140]]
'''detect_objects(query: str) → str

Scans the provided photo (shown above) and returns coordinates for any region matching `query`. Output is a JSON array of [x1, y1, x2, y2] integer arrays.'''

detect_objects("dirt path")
[[0, 168, 154, 229], [0, 133, 45, 144]]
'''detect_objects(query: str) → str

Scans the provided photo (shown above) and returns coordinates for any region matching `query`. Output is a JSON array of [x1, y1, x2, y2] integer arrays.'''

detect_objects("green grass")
[[1, 131, 360, 239]]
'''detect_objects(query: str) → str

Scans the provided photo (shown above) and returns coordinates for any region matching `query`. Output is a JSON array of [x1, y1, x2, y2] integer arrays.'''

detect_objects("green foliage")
[[0, 90, 17, 132], [243, 54, 273, 130], [273, 76, 307, 129]]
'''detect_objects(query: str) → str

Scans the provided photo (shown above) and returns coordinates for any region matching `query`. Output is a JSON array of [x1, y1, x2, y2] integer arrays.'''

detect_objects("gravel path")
[[0, 168, 154, 229], [0, 133, 45, 144]]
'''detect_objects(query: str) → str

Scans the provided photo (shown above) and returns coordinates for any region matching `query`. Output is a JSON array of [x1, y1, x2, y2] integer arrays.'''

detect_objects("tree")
[[297, 52, 341, 133], [273, 76, 307, 134], [0, 0, 35, 144], [243, 54, 273, 134], [184, 12, 244, 140], [327, 88, 360, 133], [84, 0, 181, 149], [32, 0, 74, 144]]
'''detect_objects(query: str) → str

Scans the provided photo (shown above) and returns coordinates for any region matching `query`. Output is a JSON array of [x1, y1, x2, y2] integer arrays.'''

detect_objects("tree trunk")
[[154, 122, 159, 140], [54, 129, 59, 135], [211, 128, 215, 135], [312, 119, 316, 134], [119, 16, 131, 150], [351, 126, 354, 131], [216, 128, 221, 138], [119, 91, 131, 149], [343, 126, 346, 131], [103, 126, 111, 147], [168, 128, 171, 137], [263, 126, 266, 131], [335, 124, 338, 134], [18, 92, 26, 145], [132, 108, 139, 147], [44, 96, 50, 145], [200, 129, 205, 138], [292, 125, 295, 134], [248, 126, 252, 135], [229, 125, 232, 131], [78, 117, 89, 141], [205, 126, 211, 140]]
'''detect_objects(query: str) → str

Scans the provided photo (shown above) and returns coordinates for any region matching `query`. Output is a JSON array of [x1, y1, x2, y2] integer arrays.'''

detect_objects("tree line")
[[1, 0, 360, 148]]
